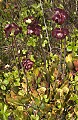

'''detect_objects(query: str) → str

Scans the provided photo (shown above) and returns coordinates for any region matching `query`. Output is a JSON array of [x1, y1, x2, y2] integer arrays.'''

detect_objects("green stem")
[[23, 69, 29, 95], [39, 36, 50, 97], [12, 36, 21, 81], [59, 39, 62, 74], [62, 38, 66, 80], [39, 0, 52, 52]]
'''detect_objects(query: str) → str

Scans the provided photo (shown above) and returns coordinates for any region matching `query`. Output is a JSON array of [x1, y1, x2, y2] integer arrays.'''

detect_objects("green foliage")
[[0, 103, 10, 120]]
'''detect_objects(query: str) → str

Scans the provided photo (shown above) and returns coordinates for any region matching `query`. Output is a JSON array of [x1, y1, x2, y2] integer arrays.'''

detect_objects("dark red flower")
[[27, 25, 34, 34], [52, 8, 68, 25], [23, 16, 41, 36], [27, 23, 41, 36], [22, 58, 34, 70], [52, 28, 69, 39], [4, 23, 22, 37]]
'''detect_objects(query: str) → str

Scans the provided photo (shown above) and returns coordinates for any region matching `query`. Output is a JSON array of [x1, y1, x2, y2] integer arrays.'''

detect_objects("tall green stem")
[[62, 38, 66, 80]]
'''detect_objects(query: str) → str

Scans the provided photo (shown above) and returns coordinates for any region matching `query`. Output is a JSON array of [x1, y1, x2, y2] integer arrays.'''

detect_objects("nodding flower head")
[[22, 58, 34, 71], [52, 28, 69, 39], [27, 23, 41, 36], [52, 8, 68, 25], [23, 16, 41, 36], [4, 23, 22, 37]]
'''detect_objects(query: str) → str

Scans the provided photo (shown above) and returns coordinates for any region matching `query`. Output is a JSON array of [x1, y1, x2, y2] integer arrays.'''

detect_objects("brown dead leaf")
[[53, 68, 58, 77]]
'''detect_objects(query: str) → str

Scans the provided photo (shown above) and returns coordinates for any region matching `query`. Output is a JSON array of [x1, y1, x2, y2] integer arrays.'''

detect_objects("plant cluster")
[[52, 8, 69, 39]]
